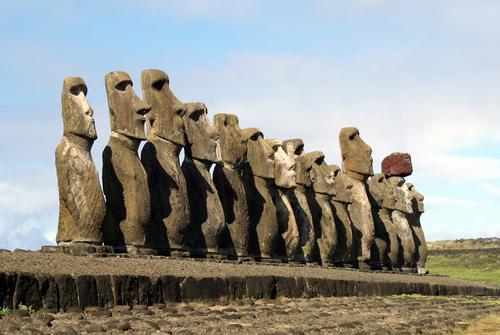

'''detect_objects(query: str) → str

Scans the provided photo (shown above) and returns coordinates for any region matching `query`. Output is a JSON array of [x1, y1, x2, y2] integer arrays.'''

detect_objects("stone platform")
[[0, 251, 498, 313]]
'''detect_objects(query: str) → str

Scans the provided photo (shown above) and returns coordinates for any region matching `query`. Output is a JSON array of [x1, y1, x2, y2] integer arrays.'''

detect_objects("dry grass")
[[454, 313, 500, 335]]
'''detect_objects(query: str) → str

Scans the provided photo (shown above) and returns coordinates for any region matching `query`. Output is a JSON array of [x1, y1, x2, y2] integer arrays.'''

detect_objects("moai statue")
[[55, 77, 106, 246], [102, 71, 153, 254], [339, 127, 375, 269], [182, 103, 227, 257], [140, 69, 190, 256], [266, 139, 300, 262], [282, 139, 317, 263], [243, 130, 279, 261], [330, 164, 355, 267], [213, 113, 251, 259], [367, 173, 401, 270], [406, 182, 428, 274], [308, 153, 337, 266], [383, 152, 416, 271]]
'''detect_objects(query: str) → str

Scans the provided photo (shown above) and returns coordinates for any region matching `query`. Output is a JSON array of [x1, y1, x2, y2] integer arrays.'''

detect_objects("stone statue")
[[102, 71, 153, 254], [212, 113, 251, 259], [367, 173, 401, 270], [308, 153, 337, 266], [339, 127, 375, 269], [383, 152, 417, 271], [330, 164, 355, 267], [182, 103, 227, 257], [407, 182, 427, 274], [282, 139, 317, 263], [140, 69, 190, 256], [55, 77, 106, 245], [244, 130, 279, 260], [266, 140, 300, 262]]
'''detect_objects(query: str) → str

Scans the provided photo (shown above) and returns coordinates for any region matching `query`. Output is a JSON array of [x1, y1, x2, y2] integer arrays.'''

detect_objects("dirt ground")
[[1, 295, 499, 335]]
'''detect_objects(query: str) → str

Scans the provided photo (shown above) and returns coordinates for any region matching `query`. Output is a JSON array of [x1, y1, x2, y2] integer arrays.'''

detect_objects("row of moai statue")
[[55, 70, 428, 273]]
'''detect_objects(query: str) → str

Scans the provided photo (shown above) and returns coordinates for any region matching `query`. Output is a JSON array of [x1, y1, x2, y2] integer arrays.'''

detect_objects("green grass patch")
[[426, 252, 500, 286]]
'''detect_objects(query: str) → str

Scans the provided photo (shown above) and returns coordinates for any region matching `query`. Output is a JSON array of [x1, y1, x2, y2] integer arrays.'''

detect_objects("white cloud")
[[425, 196, 480, 209], [479, 183, 500, 198]]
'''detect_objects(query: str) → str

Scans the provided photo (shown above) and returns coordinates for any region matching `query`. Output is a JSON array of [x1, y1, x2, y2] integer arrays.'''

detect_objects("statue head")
[[367, 173, 398, 209], [141, 69, 186, 146], [105, 71, 151, 140], [330, 164, 353, 203], [339, 127, 374, 179], [266, 139, 297, 189], [309, 153, 335, 195], [295, 151, 322, 188], [61, 77, 96, 140], [282, 138, 304, 159], [246, 130, 275, 179], [406, 182, 424, 213], [213, 113, 246, 166], [388, 176, 413, 214], [183, 102, 221, 163]]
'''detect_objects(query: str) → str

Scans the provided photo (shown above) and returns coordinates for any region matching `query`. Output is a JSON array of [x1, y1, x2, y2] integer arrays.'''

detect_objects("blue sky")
[[1, 0, 500, 249]]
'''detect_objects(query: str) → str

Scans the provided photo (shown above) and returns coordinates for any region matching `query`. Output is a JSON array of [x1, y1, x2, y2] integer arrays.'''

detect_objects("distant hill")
[[427, 237, 500, 250]]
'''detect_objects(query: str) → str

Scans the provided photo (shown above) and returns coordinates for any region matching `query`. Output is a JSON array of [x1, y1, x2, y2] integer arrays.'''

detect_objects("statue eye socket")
[[152, 79, 167, 90], [115, 80, 132, 91], [189, 109, 205, 121], [70, 84, 87, 96]]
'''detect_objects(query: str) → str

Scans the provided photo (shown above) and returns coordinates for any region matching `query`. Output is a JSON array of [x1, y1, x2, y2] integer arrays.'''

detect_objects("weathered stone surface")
[[160, 275, 181, 303], [75, 275, 98, 308], [244, 131, 279, 260], [339, 127, 374, 180], [330, 165, 354, 266], [339, 128, 375, 266], [141, 69, 190, 255], [407, 182, 427, 273], [367, 173, 401, 269], [213, 114, 251, 258], [102, 71, 152, 249], [56, 77, 105, 244], [111, 275, 139, 306], [182, 103, 226, 256], [0, 272, 17, 309], [389, 177, 416, 268], [308, 153, 337, 266], [283, 139, 316, 263], [382, 152, 413, 177], [347, 177, 375, 265], [37, 274, 59, 311], [53, 274, 78, 312], [180, 277, 229, 301], [13, 273, 42, 310], [267, 140, 300, 262], [245, 276, 276, 299], [94, 275, 114, 308]]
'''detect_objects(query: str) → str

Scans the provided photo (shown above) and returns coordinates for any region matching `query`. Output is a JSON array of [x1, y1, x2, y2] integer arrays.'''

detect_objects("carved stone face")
[[105, 71, 151, 140], [141, 69, 186, 146], [282, 138, 304, 159], [339, 127, 374, 177], [295, 151, 319, 187], [62, 77, 96, 140], [266, 140, 297, 189], [213, 113, 246, 166], [406, 182, 424, 213], [388, 176, 413, 213], [247, 132, 275, 179], [183, 102, 221, 163], [310, 155, 334, 195], [330, 164, 353, 203], [367, 173, 398, 209]]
